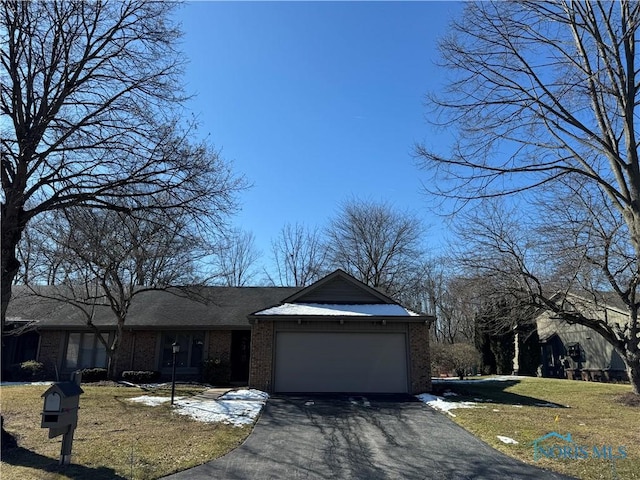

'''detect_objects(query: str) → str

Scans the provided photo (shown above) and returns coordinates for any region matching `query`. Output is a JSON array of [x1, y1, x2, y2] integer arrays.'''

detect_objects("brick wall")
[[37, 331, 64, 379], [207, 330, 232, 362], [123, 331, 158, 372], [248, 321, 274, 392], [93, 330, 157, 377], [113, 330, 134, 375], [409, 323, 432, 394]]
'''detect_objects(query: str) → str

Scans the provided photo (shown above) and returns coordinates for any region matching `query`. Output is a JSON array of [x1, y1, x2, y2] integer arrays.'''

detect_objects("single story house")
[[514, 293, 629, 382], [4, 269, 434, 394]]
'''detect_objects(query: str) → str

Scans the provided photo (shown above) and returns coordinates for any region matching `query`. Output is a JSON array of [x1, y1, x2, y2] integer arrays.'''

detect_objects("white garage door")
[[274, 332, 408, 393]]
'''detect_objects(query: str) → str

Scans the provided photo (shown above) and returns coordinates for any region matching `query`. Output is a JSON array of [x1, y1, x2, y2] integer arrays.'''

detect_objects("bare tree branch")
[[1, 1, 247, 327]]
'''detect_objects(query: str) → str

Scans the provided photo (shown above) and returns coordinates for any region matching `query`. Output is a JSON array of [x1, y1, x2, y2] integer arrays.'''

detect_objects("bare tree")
[[415, 1, 640, 393], [434, 276, 479, 345], [29, 206, 207, 378], [456, 197, 640, 391], [14, 216, 71, 286], [325, 199, 428, 296], [269, 222, 327, 287], [1, 0, 245, 328], [400, 260, 482, 345], [212, 228, 261, 287]]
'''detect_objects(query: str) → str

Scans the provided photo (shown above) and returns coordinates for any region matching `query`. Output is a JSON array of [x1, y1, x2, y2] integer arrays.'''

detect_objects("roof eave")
[[248, 314, 435, 324]]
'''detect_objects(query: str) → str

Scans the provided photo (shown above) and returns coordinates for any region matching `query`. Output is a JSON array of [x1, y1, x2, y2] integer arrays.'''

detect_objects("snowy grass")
[[126, 388, 269, 426], [419, 376, 639, 480], [415, 393, 483, 417]]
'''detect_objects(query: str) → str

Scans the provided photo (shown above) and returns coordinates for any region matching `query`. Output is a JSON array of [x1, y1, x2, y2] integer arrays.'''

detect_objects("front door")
[[230, 330, 251, 383]]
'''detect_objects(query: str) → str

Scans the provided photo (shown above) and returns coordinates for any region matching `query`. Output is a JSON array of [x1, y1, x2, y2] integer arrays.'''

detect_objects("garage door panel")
[[274, 332, 408, 393]]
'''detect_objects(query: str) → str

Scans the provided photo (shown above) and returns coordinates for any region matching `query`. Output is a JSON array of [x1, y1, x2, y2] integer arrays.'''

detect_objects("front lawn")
[[427, 377, 639, 480], [0, 384, 251, 480]]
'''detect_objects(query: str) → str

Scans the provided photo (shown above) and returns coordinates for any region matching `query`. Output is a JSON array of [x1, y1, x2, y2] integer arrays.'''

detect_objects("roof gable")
[[282, 269, 395, 305], [249, 269, 433, 321]]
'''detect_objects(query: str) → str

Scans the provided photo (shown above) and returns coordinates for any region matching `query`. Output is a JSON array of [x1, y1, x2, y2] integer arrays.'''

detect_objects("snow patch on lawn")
[[419, 376, 566, 418], [497, 435, 518, 444], [1, 381, 53, 387], [128, 395, 183, 407], [174, 398, 263, 426], [127, 388, 268, 427], [415, 393, 482, 418]]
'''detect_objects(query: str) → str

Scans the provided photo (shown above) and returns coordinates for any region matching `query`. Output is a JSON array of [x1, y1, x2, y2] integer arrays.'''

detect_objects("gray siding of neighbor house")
[[535, 298, 629, 383], [538, 316, 626, 371]]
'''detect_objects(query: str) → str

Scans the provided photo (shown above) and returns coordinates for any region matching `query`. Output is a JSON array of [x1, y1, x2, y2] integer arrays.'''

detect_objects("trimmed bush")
[[121, 370, 161, 384], [8, 360, 46, 381], [201, 358, 231, 386], [79, 368, 108, 383]]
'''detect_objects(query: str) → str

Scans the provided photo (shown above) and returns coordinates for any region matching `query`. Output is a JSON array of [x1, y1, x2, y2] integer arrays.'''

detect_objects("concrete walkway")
[[189, 387, 232, 401]]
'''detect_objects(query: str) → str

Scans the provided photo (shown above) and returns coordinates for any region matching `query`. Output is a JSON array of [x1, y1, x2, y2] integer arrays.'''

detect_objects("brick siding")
[[408, 322, 432, 394], [207, 330, 232, 363], [37, 330, 64, 379], [248, 321, 274, 392], [112, 330, 159, 373]]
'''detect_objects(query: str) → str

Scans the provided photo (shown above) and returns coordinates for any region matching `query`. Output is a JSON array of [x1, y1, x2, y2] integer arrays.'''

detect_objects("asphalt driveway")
[[163, 395, 574, 480]]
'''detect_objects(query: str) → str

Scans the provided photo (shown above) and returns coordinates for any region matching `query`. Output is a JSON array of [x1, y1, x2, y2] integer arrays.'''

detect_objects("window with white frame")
[[64, 332, 109, 370]]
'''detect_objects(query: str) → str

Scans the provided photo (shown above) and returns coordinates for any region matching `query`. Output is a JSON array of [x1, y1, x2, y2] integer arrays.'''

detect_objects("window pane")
[[190, 333, 205, 368], [79, 333, 95, 369], [175, 334, 189, 367], [94, 335, 108, 368], [161, 333, 189, 368], [161, 334, 173, 367], [65, 333, 81, 370]]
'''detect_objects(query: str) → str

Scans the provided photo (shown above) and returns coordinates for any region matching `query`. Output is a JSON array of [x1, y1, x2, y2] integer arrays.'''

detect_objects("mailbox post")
[[41, 372, 84, 465]]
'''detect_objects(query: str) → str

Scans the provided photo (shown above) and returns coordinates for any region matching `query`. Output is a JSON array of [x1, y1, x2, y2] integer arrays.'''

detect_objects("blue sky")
[[174, 1, 464, 272]]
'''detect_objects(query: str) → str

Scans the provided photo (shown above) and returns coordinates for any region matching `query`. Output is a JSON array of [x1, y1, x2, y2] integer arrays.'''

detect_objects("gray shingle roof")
[[6, 285, 301, 330]]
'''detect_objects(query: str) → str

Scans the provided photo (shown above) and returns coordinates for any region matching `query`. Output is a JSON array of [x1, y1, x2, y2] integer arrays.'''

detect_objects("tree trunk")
[[625, 353, 640, 395], [0, 201, 24, 330], [624, 303, 640, 395], [106, 318, 126, 379], [107, 349, 120, 380], [0, 197, 25, 449]]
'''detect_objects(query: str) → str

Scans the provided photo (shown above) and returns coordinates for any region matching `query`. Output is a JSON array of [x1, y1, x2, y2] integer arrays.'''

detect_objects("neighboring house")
[[515, 293, 628, 382], [4, 269, 435, 394]]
